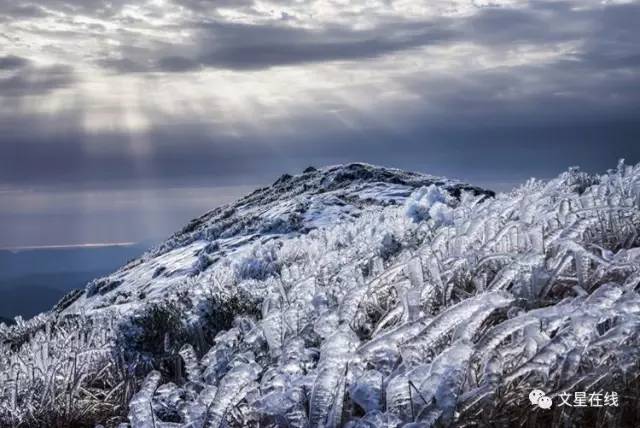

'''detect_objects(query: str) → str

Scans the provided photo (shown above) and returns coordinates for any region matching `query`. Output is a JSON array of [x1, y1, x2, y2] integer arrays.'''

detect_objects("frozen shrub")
[[405, 184, 450, 223], [235, 257, 275, 281], [52, 288, 84, 313], [0, 314, 130, 427], [379, 232, 402, 261], [86, 277, 124, 297], [428, 200, 454, 226], [190, 253, 213, 276], [201, 287, 262, 341], [120, 301, 186, 357], [234, 244, 281, 281]]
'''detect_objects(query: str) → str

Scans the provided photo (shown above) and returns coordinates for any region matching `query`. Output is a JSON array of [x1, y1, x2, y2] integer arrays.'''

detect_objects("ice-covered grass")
[[2, 162, 640, 427]]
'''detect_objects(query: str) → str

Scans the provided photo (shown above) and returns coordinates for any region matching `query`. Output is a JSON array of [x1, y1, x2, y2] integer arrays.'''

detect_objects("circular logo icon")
[[538, 396, 552, 409], [529, 389, 545, 405]]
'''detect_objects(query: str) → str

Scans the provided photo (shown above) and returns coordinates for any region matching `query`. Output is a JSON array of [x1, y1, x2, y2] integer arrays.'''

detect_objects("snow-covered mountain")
[[2, 161, 640, 428], [58, 163, 491, 315]]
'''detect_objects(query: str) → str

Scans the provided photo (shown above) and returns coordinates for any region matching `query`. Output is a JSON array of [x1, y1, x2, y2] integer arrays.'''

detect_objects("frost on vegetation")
[[3, 161, 640, 426], [405, 185, 454, 226], [0, 314, 127, 427]]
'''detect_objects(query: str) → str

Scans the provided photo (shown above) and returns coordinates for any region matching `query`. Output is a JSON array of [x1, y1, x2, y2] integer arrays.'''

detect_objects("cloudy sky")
[[1, 0, 639, 248]]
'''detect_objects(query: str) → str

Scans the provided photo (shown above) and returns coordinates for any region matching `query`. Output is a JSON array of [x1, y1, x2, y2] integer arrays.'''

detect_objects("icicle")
[[261, 312, 285, 357], [456, 385, 494, 419], [480, 353, 503, 386], [358, 316, 431, 361], [179, 344, 203, 385], [206, 362, 261, 428], [309, 329, 359, 428], [557, 346, 584, 387], [371, 304, 404, 337], [487, 263, 519, 291], [340, 263, 405, 326], [414, 341, 473, 424], [405, 257, 424, 289], [385, 364, 431, 419], [400, 291, 513, 364], [506, 318, 597, 383], [453, 305, 498, 342], [129, 371, 162, 428], [326, 363, 348, 427], [349, 370, 383, 413], [474, 316, 539, 367], [181, 385, 218, 428]]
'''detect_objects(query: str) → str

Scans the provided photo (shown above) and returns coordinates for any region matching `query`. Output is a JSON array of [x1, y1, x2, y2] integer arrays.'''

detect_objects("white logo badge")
[[529, 389, 552, 409], [538, 396, 552, 409]]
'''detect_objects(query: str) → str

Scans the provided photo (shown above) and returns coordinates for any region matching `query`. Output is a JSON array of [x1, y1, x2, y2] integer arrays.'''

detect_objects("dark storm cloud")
[[3, 0, 638, 77], [96, 57, 153, 73], [0, 0, 250, 22], [470, 1, 639, 50], [1, 1, 639, 174], [102, 19, 454, 73], [177, 0, 256, 12], [157, 56, 202, 72], [195, 22, 451, 70], [89, 1, 640, 75], [0, 4, 48, 20], [1, 0, 129, 18], [2, 0, 640, 184], [0, 55, 30, 70], [1, 69, 638, 191], [0, 113, 281, 189], [1, 0, 640, 246]]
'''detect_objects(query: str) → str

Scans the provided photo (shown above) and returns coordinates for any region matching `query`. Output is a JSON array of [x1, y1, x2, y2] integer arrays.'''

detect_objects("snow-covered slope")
[[2, 161, 640, 428], [58, 163, 490, 315]]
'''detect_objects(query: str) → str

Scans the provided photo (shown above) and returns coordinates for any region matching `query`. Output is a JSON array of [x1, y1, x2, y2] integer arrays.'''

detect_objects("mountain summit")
[[2, 162, 640, 428], [58, 163, 491, 314]]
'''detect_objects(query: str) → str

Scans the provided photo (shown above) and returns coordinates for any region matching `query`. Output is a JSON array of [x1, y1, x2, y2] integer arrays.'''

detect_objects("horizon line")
[[0, 242, 139, 252]]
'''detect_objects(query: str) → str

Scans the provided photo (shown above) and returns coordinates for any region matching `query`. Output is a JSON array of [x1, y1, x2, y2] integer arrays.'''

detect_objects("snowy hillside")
[[2, 161, 640, 427], [58, 163, 490, 315]]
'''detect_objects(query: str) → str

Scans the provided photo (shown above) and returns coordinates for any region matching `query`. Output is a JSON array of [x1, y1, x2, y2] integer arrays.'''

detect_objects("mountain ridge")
[[58, 163, 492, 315], [151, 163, 492, 258]]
